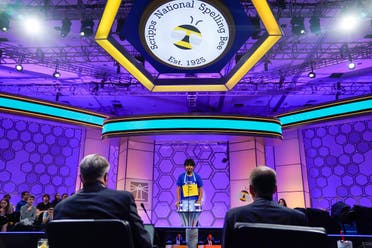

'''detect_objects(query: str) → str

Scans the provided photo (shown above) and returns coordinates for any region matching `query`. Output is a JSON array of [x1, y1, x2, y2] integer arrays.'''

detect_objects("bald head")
[[249, 166, 277, 200], [79, 154, 110, 184]]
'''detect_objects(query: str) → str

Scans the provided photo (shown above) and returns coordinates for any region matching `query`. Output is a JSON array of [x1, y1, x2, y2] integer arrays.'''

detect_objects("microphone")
[[140, 203, 151, 223]]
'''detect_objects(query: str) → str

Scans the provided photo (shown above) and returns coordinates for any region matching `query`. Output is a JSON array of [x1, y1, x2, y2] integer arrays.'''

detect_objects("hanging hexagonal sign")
[[95, 0, 282, 92]]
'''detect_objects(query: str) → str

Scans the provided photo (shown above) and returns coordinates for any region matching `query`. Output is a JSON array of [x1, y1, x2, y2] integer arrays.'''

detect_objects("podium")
[[177, 201, 202, 248]]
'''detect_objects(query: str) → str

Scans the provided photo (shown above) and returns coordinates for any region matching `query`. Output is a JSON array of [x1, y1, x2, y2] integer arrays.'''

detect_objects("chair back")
[[352, 205, 372, 234], [231, 222, 328, 248], [46, 219, 134, 248], [305, 208, 341, 234]]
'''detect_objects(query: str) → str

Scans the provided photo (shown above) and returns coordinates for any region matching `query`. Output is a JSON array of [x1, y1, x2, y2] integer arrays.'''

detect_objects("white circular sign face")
[[140, 0, 234, 69]]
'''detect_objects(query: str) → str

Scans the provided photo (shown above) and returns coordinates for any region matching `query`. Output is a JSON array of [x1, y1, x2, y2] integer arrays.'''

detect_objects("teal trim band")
[[279, 98, 372, 126], [0, 95, 106, 127], [102, 117, 282, 137]]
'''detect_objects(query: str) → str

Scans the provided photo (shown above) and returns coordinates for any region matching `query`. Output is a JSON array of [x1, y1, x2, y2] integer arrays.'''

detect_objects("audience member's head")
[[278, 198, 287, 207], [79, 154, 110, 185], [3, 194, 11, 201], [54, 193, 61, 200], [26, 195, 35, 206], [0, 198, 10, 211], [42, 193, 50, 203], [249, 166, 277, 200], [21, 191, 30, 201]]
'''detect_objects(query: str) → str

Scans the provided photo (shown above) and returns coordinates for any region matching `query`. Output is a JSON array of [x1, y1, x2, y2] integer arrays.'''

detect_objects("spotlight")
[[0, 12, 10, 32], [60, 18, 71, 38], [339, 14, 360, 32], [15, 64, 23, 72], [80, 19, 94, 37], [348, 61, 356, 70], [310, 16, 321, 35], [291, 16, 305, 35], [308, 71, 316, 78], [53, 62, 61, 78], [53, 71, 61, 78], [308, 63, 316, 78]]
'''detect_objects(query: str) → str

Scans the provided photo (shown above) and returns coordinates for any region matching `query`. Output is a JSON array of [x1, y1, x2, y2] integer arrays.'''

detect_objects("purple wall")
[[303, 117, 372, 210], [2, 110, 371, 226], [152, 143, 230, 227], [0, 113, 83, 204]]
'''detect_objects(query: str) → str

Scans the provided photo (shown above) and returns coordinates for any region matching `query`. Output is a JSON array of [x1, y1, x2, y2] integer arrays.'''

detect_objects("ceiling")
[[0, 0, 371, 118]]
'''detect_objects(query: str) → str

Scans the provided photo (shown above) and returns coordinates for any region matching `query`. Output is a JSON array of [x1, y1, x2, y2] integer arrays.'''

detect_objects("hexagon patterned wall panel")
[[107, 143, 119, 189], [0, 113, 83, 204], [152, 143, 229, 227], [302, 117, 372, 210]]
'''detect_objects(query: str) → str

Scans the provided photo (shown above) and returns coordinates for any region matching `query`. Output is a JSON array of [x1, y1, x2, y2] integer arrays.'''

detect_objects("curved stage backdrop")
[[0, 111, 371, 227]]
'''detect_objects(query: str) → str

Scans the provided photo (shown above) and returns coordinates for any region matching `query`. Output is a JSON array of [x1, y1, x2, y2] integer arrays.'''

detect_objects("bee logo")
[[173, 16, 202, 50]]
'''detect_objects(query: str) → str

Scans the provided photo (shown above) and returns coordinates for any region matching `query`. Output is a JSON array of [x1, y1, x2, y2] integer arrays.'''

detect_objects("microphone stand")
[[140, 203, 159, 248]]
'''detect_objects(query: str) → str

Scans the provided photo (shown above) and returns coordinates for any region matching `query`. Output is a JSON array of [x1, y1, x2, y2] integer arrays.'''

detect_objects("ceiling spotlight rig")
[[80, 19, 95, 37], [61, 18, 72, 38], [291, 16, 305, 35], [15, 55, 24, 72], [53, 61, 61, 78], [0, 12, 10, 32], [340, 43, 356, 70], [308, 63, 316, 78]]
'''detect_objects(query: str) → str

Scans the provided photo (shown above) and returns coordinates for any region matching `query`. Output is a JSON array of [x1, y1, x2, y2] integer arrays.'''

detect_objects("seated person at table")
[[222, 166, 308, 248], [54, 154, 151, 248]]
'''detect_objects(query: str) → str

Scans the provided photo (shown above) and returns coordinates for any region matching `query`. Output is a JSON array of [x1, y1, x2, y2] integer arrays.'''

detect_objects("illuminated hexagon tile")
[[0, 171, 11, 182], [197, 163, 213, 179], [2, 119, 13, 129], [195, 145, 212, 160], [158, 191, 174, 204], [158, 175, 174, 190], [211, 171, 229, 190], [159, 146, 173, 158], [15, 120, 27, 131], [159, 159, 173, 173], [356, 175, 368, 186], [172, 151, 187, 165], [40, 125, 52, 135], [154, 202, 172, 218]]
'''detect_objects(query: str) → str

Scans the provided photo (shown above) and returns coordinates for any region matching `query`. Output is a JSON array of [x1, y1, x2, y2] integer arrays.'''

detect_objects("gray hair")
[[249, 166, 277, 199], [79, 154, 110, 182]]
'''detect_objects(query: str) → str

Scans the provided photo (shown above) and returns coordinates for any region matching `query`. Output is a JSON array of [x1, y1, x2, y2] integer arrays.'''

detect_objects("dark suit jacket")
[[222, 197, 308, 248], [54, 182, 152, 248]]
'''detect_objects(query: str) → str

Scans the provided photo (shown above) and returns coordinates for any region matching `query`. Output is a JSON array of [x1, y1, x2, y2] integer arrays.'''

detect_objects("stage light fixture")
[[80, 19, 94, 37], [53, 71, 61, 78], [308, 63, 316, 78], [348, 61, 356, 70], [310, 16, 321, 35], [308, 71, 316, 78], [53, 62, 61, 78], [291, 16, 305, 35], [15, 64, 23, 72], [0, 12, 10, 32], [61, 18, 72, 38]]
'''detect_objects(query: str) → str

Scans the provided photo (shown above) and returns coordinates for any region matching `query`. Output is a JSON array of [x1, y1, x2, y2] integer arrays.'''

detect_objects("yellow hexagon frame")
[[95, 0, 282, 92]]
